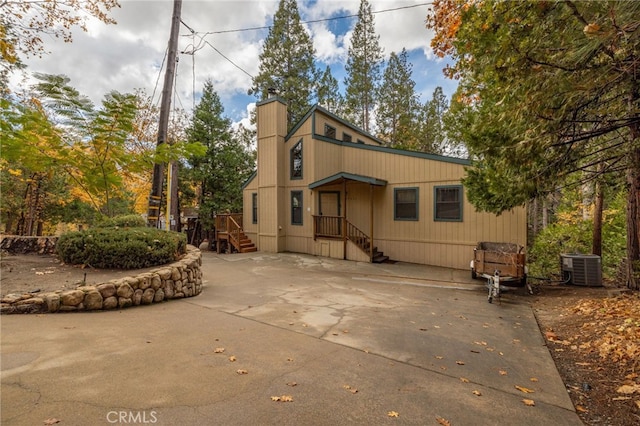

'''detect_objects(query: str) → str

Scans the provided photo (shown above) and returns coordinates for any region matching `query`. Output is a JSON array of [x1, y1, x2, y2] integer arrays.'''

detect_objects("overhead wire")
[[195, 2, 432, 35], [181, 19, 254, 79], [179, 2, 433, 82], [151, 45, 169, 108]]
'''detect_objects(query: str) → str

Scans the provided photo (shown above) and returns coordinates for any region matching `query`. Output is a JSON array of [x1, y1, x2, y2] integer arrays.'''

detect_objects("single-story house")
[[239, 96, 526, 270]]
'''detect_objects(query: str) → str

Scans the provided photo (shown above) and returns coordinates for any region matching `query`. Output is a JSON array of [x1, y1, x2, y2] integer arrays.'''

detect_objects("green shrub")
[[96, 214, 147, 229], [56, 227, 187, 269], [528, 193, 626, 280], [528, 221, 591, 279]]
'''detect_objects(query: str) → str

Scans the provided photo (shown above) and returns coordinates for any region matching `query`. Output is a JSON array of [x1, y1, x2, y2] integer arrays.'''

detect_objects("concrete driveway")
[[1, 252, 582, 425]]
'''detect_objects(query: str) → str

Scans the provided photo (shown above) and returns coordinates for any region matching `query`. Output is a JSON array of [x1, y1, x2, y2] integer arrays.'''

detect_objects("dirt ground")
[[0, 252, 161, 295], [530, 282, 640, 426], [1, 252, 639, 425]]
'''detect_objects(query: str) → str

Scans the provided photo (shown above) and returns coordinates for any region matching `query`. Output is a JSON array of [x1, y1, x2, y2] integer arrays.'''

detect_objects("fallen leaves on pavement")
[[515, 385, 535, 393], [271, 395, 293, 402], [343, 385, 358, 394], [435, 416, 450, 425]]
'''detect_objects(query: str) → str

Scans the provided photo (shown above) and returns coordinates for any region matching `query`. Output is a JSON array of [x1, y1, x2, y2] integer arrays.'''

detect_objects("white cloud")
[[11, 0, 454, 121]]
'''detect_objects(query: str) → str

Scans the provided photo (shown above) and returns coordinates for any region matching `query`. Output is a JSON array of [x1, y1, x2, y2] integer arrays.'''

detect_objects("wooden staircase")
[[215, 214, 257, 254], [233, 231, 257, 253], [346, 221, 389, 263]]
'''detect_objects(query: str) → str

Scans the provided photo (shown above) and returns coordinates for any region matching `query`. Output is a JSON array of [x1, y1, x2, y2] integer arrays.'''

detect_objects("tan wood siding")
[[246, 104, 527, 270]]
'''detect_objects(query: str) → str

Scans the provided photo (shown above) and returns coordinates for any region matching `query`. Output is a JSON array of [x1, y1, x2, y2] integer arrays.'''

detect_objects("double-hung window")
[[291, 191, 303, 225], [394, 188, 418, 221], [434, 185, 463, 221], [251, 193, 258, 224]]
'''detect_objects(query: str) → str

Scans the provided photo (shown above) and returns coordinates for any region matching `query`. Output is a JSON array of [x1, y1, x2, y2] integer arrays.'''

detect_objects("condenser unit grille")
[[560, 254, 602, 287]]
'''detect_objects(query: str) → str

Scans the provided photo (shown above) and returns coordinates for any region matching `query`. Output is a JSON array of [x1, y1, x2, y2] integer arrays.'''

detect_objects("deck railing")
[[215, 213, 243, 253], [345, 220, 370, 258], [312, 215, 373, 261], [215, 213, 243, 233], [313, 215, 343, 239], [227, 215, 242, 251]]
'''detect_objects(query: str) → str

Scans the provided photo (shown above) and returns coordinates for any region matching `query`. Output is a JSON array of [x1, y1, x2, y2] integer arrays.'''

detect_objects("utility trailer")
[[470, 242, 529, 303]]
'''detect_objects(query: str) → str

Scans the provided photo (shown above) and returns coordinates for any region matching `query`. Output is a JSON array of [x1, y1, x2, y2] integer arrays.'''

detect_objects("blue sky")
[[12, 0, 458, 129]]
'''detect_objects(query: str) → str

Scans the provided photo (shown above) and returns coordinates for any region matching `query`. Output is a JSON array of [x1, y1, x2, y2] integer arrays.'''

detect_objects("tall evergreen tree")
[[186, 81, 254, 232], [376, 48, 419, 148], [249, 0, 317, 130], [427, 0, 640, 288], [416, 86, 450, 155], [344, 0, 383, 133], [316, 65, 343, 115]]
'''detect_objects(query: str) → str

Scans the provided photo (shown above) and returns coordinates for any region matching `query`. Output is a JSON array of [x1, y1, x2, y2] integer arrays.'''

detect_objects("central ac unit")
[[560, 254, 602, 287]]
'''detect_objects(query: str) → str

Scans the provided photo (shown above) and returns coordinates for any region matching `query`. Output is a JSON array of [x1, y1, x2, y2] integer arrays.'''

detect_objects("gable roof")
[[287, 104, 470, 166], [309, 172, 387, 189], [241, 170, 257, 190], [287, 104, 384, 145]]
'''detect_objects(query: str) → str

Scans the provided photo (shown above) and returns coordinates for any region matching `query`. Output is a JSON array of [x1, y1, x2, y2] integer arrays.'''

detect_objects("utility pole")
[[147, 0, 183, 228], [167, 160, 179, 231]]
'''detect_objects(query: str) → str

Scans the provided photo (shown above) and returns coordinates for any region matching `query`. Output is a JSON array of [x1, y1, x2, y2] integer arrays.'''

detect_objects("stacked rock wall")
[[0, 236, 58, 254], [1, 246, 203, 315]]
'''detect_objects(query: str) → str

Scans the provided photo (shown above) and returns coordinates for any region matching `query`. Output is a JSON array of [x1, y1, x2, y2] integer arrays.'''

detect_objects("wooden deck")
[[215, 214, 257, 254], [312, 215, 388, 263]]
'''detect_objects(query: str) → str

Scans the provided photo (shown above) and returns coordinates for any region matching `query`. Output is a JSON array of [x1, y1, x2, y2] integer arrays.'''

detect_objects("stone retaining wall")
[[0, 247, 203, 315], [0, 236, 58, 254]]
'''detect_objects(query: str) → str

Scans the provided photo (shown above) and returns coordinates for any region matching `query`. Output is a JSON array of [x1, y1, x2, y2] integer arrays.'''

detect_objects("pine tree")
[[186, 81, 253, 232], [427, 0, 640, 288], [344, 0, 383, 133], [416, 86, 450, 154], [249, 0, 317, 130], [376, 49, 419, 148], [316, 65, 343, 114]]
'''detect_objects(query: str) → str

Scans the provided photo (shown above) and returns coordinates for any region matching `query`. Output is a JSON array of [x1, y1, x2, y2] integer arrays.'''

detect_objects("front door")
[[318, 191, 341, 236], [319, 191, 340, 216]]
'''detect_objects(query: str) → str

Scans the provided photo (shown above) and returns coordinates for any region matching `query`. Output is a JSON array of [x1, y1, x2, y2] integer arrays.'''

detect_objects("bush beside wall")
[[56, 228, 187, 269]]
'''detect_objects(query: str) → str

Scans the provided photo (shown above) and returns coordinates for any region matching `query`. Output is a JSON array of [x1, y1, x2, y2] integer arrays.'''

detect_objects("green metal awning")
[[308, 172, 387, 189]]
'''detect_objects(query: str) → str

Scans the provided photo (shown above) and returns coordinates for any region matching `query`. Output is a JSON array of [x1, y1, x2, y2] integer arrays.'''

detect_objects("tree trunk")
[[592, 176, 603, 257], [626, 146, 640, 290], [24, 173, 43, 236]]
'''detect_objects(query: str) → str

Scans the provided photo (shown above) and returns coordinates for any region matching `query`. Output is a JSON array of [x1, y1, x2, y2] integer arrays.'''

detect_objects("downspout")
[[369, 184, 374, 262], [343, 179, 347, 260]]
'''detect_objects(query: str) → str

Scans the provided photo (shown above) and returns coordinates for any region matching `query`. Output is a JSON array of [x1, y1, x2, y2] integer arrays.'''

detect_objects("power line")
[[179, 3, 432, 96], [194, 3, 431, 35], [181, 20, 254, 79]]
